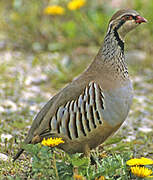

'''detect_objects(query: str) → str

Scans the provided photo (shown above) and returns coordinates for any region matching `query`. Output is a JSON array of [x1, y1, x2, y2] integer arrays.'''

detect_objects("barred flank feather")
[[49, 82, 104, 140]]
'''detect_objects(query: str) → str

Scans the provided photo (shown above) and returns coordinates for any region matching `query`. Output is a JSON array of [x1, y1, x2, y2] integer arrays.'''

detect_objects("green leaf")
[[71, 154, 89, 167]]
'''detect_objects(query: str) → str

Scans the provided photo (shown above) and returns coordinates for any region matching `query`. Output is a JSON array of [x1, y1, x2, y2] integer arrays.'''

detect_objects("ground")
[[0, 48, 152, 179]]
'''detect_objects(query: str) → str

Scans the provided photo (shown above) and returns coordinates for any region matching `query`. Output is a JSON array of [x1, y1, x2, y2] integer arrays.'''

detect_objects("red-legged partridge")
[[13, 9, 147, 161]]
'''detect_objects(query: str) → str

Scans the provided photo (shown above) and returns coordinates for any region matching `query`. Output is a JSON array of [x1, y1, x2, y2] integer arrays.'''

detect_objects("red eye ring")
[[123, 15, 133, 21]]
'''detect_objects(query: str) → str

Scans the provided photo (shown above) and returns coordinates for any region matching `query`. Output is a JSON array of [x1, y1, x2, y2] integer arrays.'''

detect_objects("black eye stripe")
[[113, 14, 137, 32], [115, 19, 125, 30]]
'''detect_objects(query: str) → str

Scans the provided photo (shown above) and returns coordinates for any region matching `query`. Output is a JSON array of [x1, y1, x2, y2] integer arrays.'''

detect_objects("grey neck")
[[97, 29, 129, 80]]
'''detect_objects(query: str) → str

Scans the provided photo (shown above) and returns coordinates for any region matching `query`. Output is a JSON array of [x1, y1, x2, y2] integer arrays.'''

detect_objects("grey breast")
[[102, 81, 133, 126]]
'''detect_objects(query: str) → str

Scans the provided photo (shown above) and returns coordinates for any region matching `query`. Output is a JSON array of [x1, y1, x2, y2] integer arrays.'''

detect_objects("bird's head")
[[107, 9, 147, 40]]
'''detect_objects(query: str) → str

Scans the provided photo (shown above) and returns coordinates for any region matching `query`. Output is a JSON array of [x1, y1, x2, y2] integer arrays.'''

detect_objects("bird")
[[13, 9, 147, 161]]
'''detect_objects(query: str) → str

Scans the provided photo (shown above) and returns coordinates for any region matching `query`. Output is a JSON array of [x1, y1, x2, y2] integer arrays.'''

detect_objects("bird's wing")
[[27, 79, 90, 144], [34, 81, 105, 142], [13, 78, 89, 161]]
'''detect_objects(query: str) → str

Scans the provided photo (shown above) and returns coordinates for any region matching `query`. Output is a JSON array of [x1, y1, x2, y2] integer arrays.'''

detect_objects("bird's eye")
[[123, 15, 133, 21]]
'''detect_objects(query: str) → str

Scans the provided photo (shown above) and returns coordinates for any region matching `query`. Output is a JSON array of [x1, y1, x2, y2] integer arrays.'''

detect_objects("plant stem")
[[53, 152, 59, 180]]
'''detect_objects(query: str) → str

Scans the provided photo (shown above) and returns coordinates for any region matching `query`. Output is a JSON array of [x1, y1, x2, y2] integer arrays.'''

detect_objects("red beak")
[[135, 16, 147, 24]]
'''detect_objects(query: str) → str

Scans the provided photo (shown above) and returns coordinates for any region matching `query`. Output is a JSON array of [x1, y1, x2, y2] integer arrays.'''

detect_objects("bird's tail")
[[13, 149, 24, 162]]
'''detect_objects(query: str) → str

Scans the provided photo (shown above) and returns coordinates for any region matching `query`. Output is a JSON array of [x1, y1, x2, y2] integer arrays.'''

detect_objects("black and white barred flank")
[[49, 82, 105, 140]]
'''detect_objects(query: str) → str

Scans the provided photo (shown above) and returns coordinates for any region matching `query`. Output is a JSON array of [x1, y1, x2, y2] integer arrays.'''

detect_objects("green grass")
[[0, 49, 153, 179]]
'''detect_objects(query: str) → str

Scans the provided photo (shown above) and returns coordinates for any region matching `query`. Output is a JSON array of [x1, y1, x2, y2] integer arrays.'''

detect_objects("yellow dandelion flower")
[[73, 174, 85, 180], [68, 0, 86, 10], [44, 5, 65, 15], [95, 176, 105, 180], [126, 157, 153, 166], [131, 166, 153, 178], [41, 137, 64, 147]]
